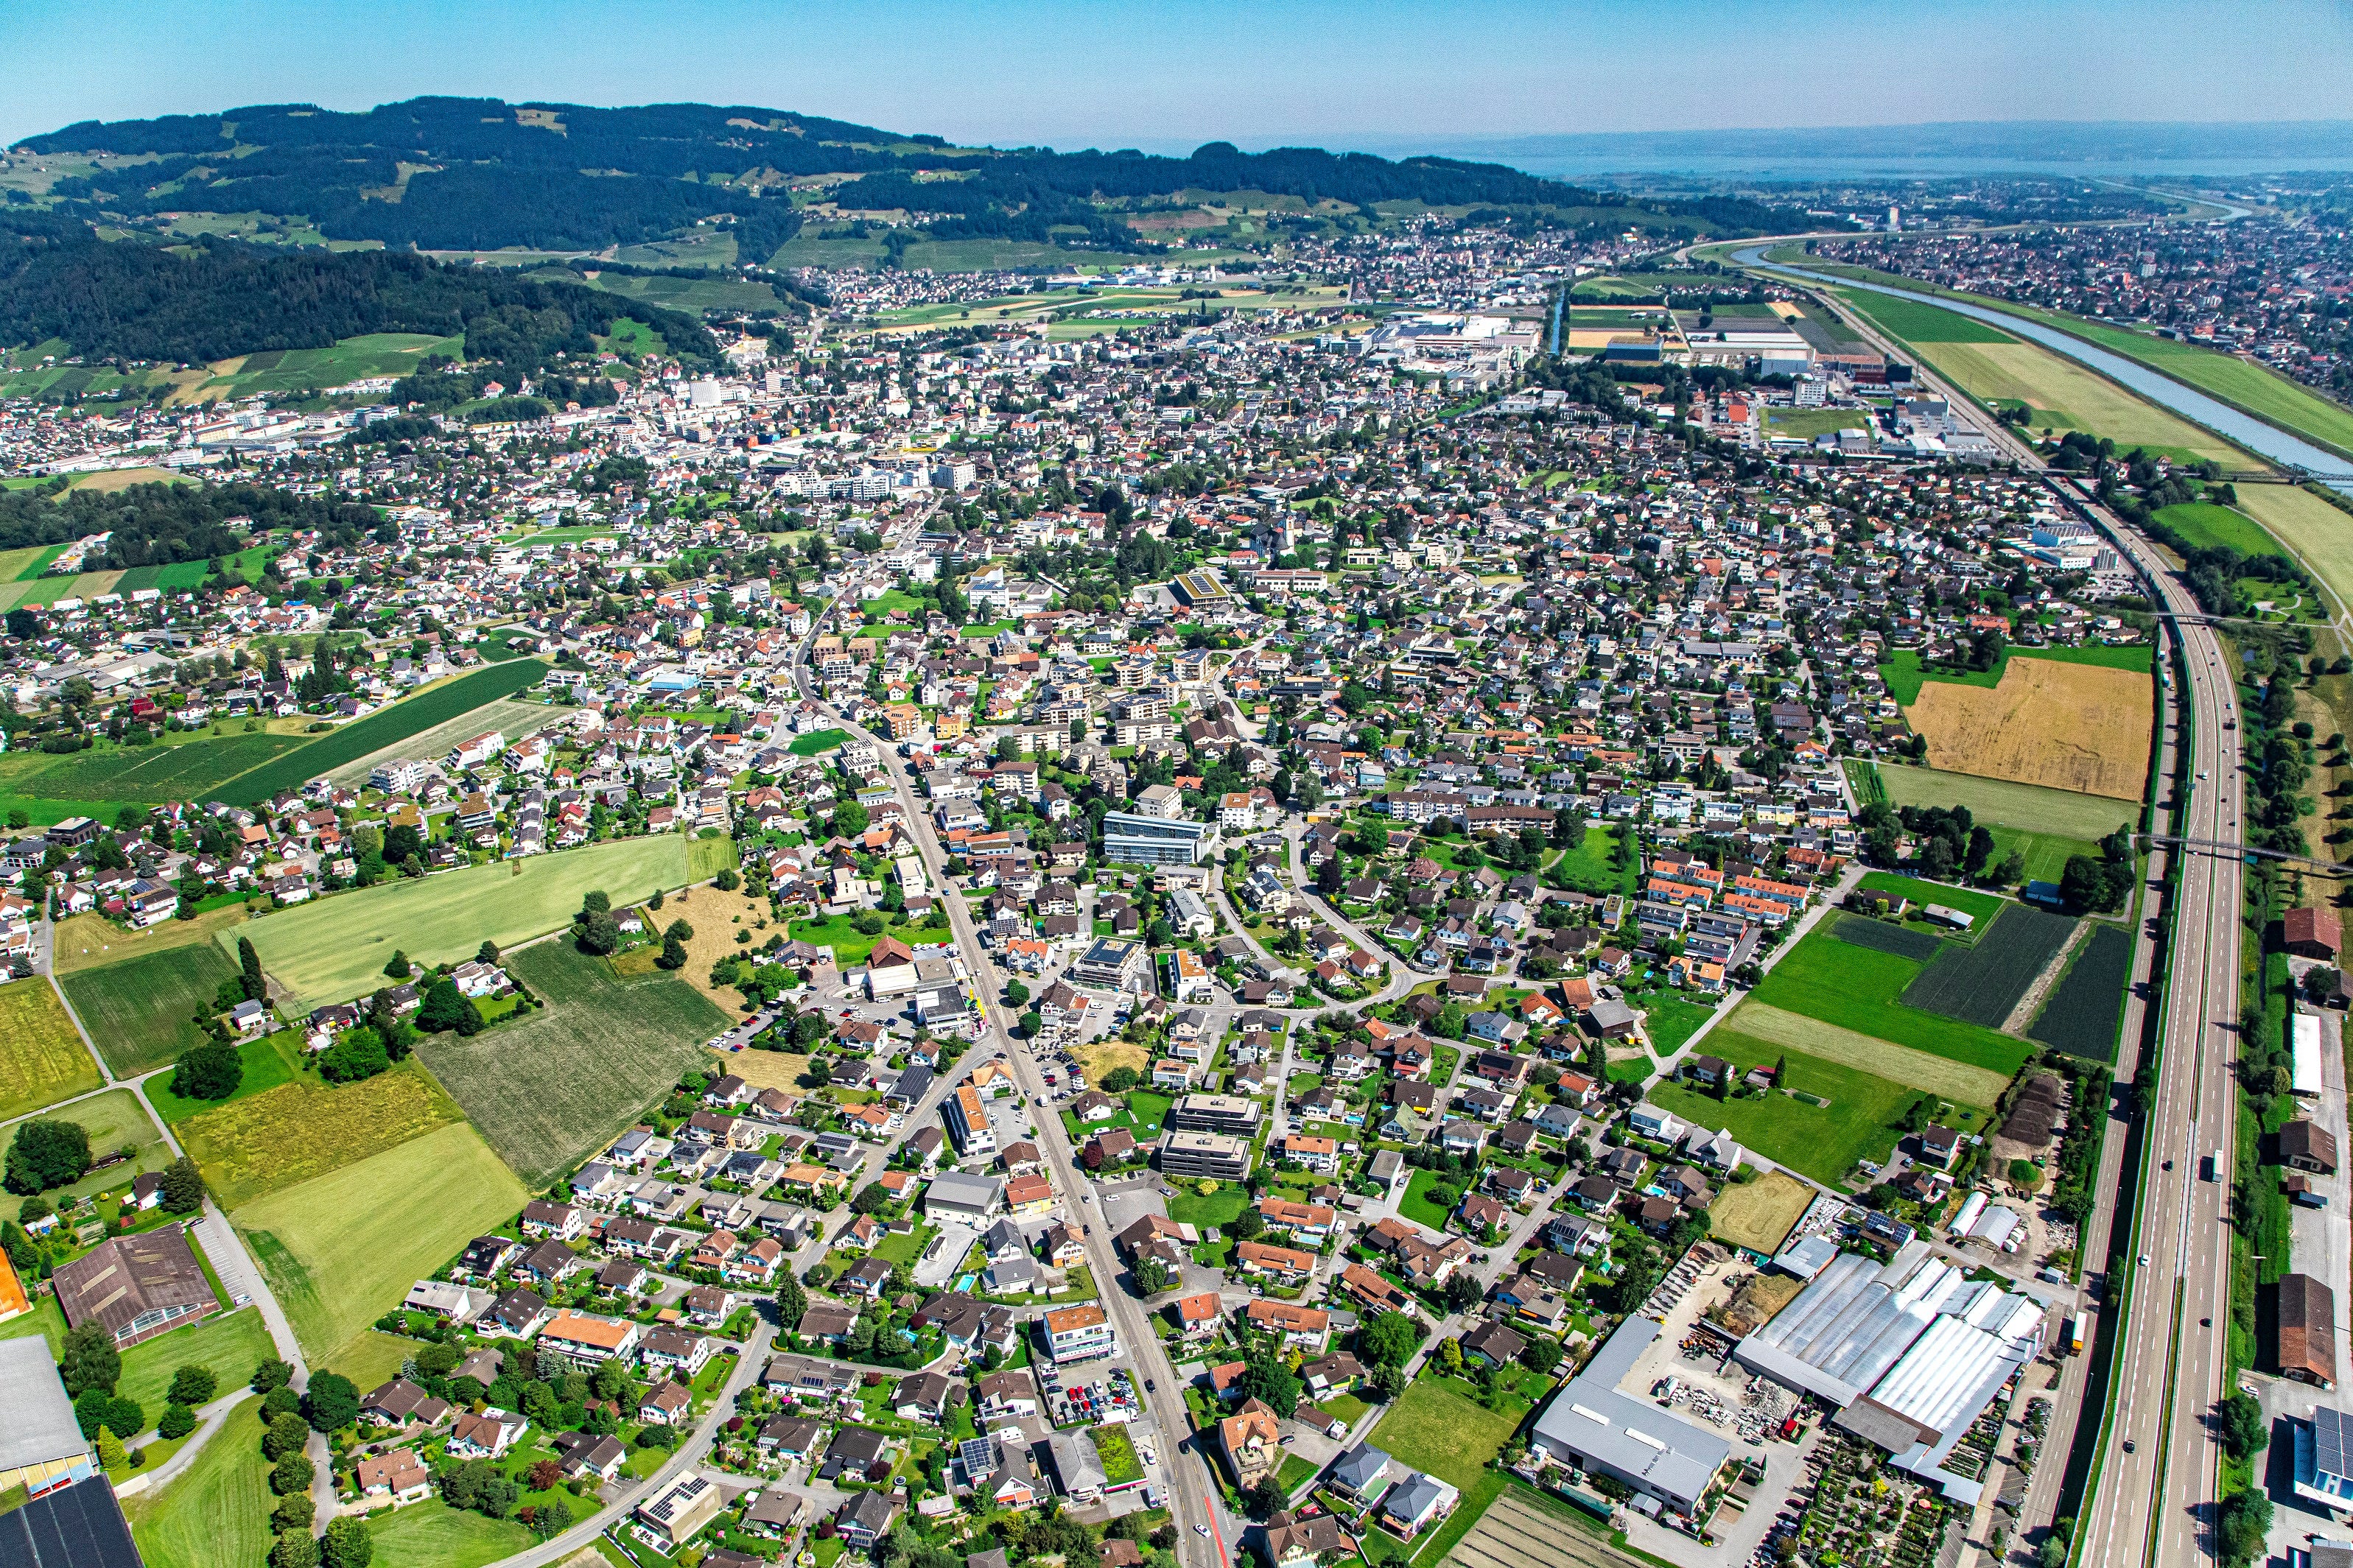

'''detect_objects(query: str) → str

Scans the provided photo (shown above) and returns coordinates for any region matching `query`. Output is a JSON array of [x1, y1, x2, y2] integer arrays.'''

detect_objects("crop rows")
[[221, 658, 550, 804], [1901, 904, 2079, 1028], [2030, 924, 2134, 1061], [1831, 913, 1946, 963]]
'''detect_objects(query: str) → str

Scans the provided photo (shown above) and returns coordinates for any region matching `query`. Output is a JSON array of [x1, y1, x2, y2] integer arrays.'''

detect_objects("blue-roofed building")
[[2296, 1405, 2353, 1516]]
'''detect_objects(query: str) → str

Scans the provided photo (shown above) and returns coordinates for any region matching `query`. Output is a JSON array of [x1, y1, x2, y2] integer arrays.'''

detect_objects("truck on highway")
[[2066, 1314, 2087, 1355], [2211, 1147, 2226, 1183]]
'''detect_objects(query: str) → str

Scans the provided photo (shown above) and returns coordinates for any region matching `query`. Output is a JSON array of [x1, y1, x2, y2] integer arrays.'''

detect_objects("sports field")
[[177, 1058, 469, 1209], [1906, 657, 2152, 800], [1729, 1002, 2010, 1108], [0, 979, 102, 1122], [125, 1393, 272, 1568], [226, 833, 690, 1008], [232, 1119, 527, 1364], [219, 659, 552, 805], [1876, 762, 2138, 842], [60, 943, 239, 1077], [1707, 1169, 1816, 1256], [1750, 927, 2035, 1078], [417, 941, 728, 1186], [2238, 485, 2353, 616]]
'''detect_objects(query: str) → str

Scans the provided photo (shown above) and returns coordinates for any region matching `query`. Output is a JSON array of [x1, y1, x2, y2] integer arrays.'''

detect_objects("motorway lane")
[[790, 644, 1232, 1568]]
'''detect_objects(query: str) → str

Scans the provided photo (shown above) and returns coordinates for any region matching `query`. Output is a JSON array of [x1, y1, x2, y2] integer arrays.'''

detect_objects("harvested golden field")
[[177, 1058, 469, 1209], [54, 902, 256, 975], [1907, 656, 2152, 800], [719, 1049, 811, 1091], [1708, 1168, 1817, 1256]]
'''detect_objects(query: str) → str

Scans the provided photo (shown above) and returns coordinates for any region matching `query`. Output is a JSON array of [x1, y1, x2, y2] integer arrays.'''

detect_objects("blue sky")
[[5, 0, 2347, 153]]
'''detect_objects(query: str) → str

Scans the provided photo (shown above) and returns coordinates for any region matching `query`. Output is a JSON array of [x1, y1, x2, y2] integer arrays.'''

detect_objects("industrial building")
[[0, 1339, 93, 1496], [53, 1229, 219, 1349], [1528, 1318, 1732, 1519], [2296, 1404, 2353, 1516], [1099, 812, 1216, 867], [1734, 1242, 2047, 1502]]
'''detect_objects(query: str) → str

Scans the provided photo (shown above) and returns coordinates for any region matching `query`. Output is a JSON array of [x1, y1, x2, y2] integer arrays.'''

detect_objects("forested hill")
[[16, 96, 1804, 255], [0, 214, 717, 371]]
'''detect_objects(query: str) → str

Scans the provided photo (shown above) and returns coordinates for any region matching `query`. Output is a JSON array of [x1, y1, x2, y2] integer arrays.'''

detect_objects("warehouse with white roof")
[[1733, 1242, 2048, 1502]]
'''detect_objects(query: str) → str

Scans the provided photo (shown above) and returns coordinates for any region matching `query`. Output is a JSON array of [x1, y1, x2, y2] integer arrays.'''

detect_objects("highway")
[[1729, 255, 2248, 1567]]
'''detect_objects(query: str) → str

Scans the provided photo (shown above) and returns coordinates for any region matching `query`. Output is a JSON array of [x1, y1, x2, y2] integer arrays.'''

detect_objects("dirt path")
[[2002, 918, 2089, 1035]]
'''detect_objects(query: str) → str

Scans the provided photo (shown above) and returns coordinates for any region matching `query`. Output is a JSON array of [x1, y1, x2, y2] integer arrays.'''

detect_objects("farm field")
[[2030, 924, 2136, 1061], [145, 1036, 298, 1123], [227, 833, 690, 1008], [1887, 333, 2244, 464], [1730, 1002, 2010, 1108], [53, 902, 258, 974], [1749, 927, 2034, 1078], [1707, 1170, 1816, 1256], [1875, 762, 2140, 841], [0, 732, 305, 805], [365, 1499, 532, 1568], [1837, 292, 2016, 344], [1901, 905, 2079, 1028], [232, 1119, 529, 1363], [1828, 915, 1943, 962], [177, 1058, 469, 1209], [125, 1393, 272, 1568], [1442, 1488, 1644, 1568], [525, 265, 783, 315], [0, 979, 101, 1122], [31, 1087, 172, 1204], [60, 943, 240, 1077], [116, 1308, 275, 1420], [329, 1329, 419, 1391], [220, 659, 552, 805], [2238, 485, 2353, 615], [321, 696, 556, 786], [1877, 644, 2153, 707], [1905, 656, 2153, 800], [2154, 501, 2284, 560], [417, 941, 727, 1186], [1647, 1030, 1939, 1186]]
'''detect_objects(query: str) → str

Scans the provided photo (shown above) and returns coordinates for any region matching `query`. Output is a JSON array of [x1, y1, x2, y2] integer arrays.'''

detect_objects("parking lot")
[[1041, 1364, 1140, 1427]]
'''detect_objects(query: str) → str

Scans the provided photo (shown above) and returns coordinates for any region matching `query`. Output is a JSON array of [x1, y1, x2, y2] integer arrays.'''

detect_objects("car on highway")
[[2139, 1254, 2150, 1266]]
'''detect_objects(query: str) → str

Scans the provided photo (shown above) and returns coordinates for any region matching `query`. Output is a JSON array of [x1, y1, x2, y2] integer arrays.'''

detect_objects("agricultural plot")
[[1443, 1487, 1650, 1568], [1749, 928, 2034, 1079], [2030, 924, 2136, 1061], [1905, 656, 2153, 800], [125, 1393, 273, 1568], [37, 1089, 174, 1205], [1648, 1031, 1935, 1186], [177, 1059, 469, 1209], [0, 979, 101, 1122], [145, 1036, 297, 1123], [1838, 292, 2017, 345], [1729, 1003, 2010, 1108], [1900, 905, 2079, 1029], [219, 659, 552, 805], [416, 941, 726, 1186], [320, 697, 555, 786], [60, 943, 239, 1077], [232, 1119, 528, 1365], [1829, 915, 1944, 963], [1876, 763, 2139, 842], [2238, 485, 2353, 616], [1708, 1169, 1817, 1256], [226, 833, 689, 1008], [2153, 502, 2284, 560], [0, 733, 305, 805], [1892, 333, 2245, 464]]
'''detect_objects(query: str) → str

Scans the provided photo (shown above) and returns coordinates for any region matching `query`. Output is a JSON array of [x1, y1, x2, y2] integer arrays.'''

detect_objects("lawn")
[[788, 728, 852, 757], [1708, 1170, 1816, 1256], [1396, 1168, 1459, 1231], [232, 1119, 529, 1363], [0, 1295, 66, 1352], [1634, 991, 1718, 1055], [117, 1308, 276, 1421], [2155, 501, 2284, 560], [125, 1393, 272, 1568], [1854, 872, 2005, 929], [145, 1037, 298, 1123], [329, 1329, 421, 1390], [417, 941, 729, 1186], [178, 1058, 469, 1209], [2239, 485, 2353, 618], [1276, 1452, 1320, 1496], [1090, 1423, 1144, 1486], [365, 1499, 532, 1568], [0, 978, 102, 1122], [60, 943, 240, 1078], [1648, 1027, 1938, 1186], [1876, 762, 2140, 842], [32, 1087, 175, 1204], [1165, 1182, 1250, 1231], [219, 660, 553, 806], [228, 834, 690, 1008], [1750, 927, 2035, 1079], [1545, 826, 1635, 896], [788, 911, 944, 968], [1374, 1371, 1525, 1496]]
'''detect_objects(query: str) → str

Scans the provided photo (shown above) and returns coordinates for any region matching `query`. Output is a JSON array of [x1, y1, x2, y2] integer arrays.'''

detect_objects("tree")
[[1227, 1208, 1264, 1242], [1246, 1475, 1286, 1518], [2219, 1392, 2268, 1460], [852, 1182, 891, 1215], [832, 801, 871, 839], [2216, 1490, 2271, 1564], [264, 1411, 311, 1461], [714, 868, 740, 892], [318, 1028, 390, 1084], [1442, 1273, 1484, 1312], [1004, 979, 1030, 1008], [172, 1039, 243, 1102], [6, 1119, 92, 1195], [270, 1534, 320, 1568], [92, 1422, 124, 1472], [321, 1516, 373, 1568], [1358, 1311, 1419, 1368], [159, 1156, 206, 1214], [382, 950, 412, 980], [1239, 1356, 1301, 1417], [575, 913, 620, 955], [476, 941, 501, 966], [1369, 1361, 1409, 1399], [657, 932, 688, 969], [270, 1448, 313, 1497], [157, 1402, 198, 1439], [304, 1371, 359, 1432], [1132, 1256, 1173, 1295], [1521, 1337, 1563, 1375], [169, 1364, 219, 1407], [1103, 1066, 1139, 1092], [415, 978, 480, 1034], [239, 937, 267, 1002], [59, 1321, 119, 1399]]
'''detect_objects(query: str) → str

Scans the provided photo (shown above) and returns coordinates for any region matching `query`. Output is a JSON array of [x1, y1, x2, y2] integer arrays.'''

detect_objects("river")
[[1729, 245, 2353, 494]]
